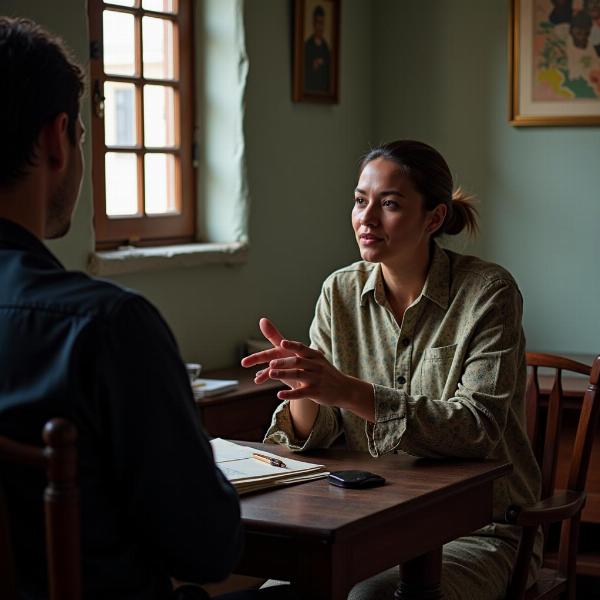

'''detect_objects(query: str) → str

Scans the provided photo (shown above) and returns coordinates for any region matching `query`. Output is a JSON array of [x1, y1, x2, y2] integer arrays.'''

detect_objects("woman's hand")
[[241, 318, 301, 389], [270, 340, 374, 419], [242, 317, 320, 438], [241, 317, 374, 422]]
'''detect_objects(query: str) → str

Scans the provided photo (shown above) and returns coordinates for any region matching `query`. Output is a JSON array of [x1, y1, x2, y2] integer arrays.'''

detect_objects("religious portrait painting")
[[510, 0, 600, 125], [292, 0, 340, 103]]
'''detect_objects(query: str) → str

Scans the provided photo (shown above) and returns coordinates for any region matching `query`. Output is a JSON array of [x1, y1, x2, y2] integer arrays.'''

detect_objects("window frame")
[[88, 0, 195, 250]]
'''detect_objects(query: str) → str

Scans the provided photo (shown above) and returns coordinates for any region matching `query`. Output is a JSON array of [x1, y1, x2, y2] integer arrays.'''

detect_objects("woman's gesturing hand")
[[241, 317, 321, 437], [241, 317, 374, 422], [240, 317, 300, 388], [266, 340, 349, 405]]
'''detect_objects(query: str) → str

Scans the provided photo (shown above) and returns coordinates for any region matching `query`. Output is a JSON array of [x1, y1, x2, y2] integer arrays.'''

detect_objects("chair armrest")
[[505, 490, 586, 527]]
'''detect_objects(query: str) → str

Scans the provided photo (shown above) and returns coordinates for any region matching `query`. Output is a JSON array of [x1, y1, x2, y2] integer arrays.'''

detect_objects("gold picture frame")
[[509, 0, 600, 126]]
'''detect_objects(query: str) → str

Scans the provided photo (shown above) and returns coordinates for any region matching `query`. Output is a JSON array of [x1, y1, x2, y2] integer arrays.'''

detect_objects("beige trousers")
[[349, 525, 542, 600]]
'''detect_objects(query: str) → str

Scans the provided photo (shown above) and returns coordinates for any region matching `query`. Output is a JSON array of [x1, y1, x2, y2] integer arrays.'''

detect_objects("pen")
[[251, 452, 287, 469]]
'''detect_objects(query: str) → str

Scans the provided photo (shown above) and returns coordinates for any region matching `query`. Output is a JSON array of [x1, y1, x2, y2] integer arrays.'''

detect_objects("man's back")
[[0, 218, 242, 599]]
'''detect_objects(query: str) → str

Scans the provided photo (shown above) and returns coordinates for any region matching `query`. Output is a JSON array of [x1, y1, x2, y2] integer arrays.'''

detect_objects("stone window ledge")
[[88, 241, 248, 276]]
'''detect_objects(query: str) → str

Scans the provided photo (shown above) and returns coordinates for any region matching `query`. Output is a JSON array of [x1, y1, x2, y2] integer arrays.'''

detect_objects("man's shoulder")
[[51, 270, 142, 319], [2, 255, 142, 322]]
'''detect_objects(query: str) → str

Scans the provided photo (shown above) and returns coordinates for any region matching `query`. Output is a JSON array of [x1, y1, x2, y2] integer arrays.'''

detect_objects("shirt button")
[[402, 337, 410, 346], [397, 375, 406, 385]]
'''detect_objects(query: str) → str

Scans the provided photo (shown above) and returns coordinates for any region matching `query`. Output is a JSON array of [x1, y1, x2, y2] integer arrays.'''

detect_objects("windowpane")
[[105, 153, 139, 216], [103, 11, 136, 76], [105, 0, 136, 7], [142, 0, 177, 12], [90, 0, 193, 246], [104, 82, 137, 146], [144, 154, 177, 214], [144, 85, 176, 147], [142, 16, 176, 79]]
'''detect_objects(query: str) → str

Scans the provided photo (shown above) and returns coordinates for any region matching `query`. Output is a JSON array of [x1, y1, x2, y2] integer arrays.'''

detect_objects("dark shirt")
[[0, 219, 242, 600], [303, 35, 331, 92]]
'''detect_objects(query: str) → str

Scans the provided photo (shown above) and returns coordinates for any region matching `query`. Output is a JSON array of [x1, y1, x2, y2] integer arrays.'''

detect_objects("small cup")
[[185, 363, 202, 382]]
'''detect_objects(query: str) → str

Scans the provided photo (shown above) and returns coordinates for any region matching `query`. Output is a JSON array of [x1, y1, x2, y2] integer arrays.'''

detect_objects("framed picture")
[[509, 0, 600, 125], [292, 0, 340, 103]]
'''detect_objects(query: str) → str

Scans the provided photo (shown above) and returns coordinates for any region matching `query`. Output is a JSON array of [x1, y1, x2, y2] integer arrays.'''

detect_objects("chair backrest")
[[525, 352, 600, 591], [525, 353, 600, 501], [0, 418, 81, 600]]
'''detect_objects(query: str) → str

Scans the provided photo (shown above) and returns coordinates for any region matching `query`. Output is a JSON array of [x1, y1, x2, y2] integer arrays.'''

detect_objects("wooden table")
[[196, 363, 600, 579], [234, 442, 511, 600]]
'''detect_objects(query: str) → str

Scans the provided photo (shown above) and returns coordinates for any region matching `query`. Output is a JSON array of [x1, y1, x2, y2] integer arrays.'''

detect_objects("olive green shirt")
[[265, 243, 541, 522]]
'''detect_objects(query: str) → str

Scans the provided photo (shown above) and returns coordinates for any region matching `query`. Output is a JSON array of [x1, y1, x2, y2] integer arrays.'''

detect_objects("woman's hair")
[[359, 140, 479, 237]]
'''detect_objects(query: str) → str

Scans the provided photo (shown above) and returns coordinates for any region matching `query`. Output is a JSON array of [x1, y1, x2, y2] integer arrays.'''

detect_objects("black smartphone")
[[327, 470, 386, 489]]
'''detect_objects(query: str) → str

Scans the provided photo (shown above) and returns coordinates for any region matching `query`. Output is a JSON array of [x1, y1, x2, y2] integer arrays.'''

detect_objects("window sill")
[[88, 241, 248, 276]]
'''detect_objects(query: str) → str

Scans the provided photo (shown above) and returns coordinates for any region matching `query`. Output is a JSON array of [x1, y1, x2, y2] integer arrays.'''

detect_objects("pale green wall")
[[373, 0, 600, 355], [4, 0, 598, 362], [1, 0, 371, 368]]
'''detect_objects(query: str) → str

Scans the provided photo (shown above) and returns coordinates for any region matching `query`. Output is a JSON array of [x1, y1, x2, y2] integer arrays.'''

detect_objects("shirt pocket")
[[419, 343, 458, 400]]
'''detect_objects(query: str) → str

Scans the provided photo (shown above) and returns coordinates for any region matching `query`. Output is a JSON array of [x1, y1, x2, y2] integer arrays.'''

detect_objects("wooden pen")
[[251, 452, 287, 469]]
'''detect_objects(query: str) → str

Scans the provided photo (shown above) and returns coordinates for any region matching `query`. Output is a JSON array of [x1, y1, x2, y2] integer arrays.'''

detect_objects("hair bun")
[[444, 187, 479, 236]]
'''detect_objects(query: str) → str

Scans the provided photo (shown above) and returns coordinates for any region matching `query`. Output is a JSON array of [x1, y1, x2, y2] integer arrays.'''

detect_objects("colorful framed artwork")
[[292, 0, 341, 103], [510, 0, 600, 125]]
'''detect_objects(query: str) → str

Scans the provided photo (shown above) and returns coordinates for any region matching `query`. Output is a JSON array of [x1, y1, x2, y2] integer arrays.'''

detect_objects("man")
[[0, 16, 249, 600], [303, 5, 331, 93]]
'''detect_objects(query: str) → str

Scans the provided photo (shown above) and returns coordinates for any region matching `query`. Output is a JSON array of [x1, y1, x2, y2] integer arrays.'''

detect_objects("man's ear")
[[40, 112, 70, 173], [426, 203, 448, 235]]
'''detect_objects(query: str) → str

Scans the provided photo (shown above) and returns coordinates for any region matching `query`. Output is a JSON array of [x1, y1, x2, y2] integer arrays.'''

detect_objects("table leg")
[[292, 541, 350, 600], [394, 547, 443, 600]]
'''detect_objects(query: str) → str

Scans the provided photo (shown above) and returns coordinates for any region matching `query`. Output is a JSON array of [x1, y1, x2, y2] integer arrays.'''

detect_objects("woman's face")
[[352, 157, 441, 268]]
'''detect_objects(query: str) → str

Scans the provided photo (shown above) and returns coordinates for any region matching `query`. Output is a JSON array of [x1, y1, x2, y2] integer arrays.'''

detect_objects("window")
[[88, 0, 195, 250]]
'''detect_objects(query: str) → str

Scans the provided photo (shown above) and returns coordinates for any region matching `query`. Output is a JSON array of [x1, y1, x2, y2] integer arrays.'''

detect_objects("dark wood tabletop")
[[235, 442, 512, 600]]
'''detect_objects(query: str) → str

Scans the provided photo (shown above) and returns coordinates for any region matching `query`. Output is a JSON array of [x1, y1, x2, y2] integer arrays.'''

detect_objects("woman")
[[242, 140, 542, 600]]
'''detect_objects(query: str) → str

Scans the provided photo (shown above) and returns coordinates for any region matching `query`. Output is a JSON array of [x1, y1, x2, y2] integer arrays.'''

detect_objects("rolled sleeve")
[[366, 384, 408, 456], [264, 399, 342, 450]]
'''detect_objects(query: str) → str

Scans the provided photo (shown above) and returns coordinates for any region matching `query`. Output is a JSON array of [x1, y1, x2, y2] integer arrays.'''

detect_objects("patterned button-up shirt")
[[265, 243, 541, 521]]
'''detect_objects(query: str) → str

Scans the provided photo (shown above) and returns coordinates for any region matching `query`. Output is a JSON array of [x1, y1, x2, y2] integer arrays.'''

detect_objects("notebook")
[[210, 438, 328, 495], [192, 378, 239, 399]]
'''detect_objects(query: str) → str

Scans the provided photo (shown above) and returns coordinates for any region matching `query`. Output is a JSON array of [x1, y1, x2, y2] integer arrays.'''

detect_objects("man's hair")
[[313, 6, 325, 20], [0, 17, 84, 187]]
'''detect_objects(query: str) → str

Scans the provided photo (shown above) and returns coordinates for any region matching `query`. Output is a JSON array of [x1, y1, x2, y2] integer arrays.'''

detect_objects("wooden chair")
[[0, 418, 81, 600], [505, 353, 600, 600]]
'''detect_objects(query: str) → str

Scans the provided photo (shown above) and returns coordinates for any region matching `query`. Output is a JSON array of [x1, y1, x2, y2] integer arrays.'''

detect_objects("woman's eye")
[[382, 199, 398, 208], [354, 197, 366, 205]]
